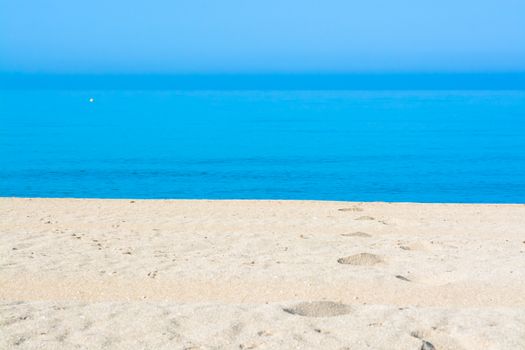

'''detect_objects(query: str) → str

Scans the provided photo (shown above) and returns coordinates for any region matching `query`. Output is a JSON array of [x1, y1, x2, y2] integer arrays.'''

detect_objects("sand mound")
[[337, 253, 383, 266], [283, 301, 352, 317]]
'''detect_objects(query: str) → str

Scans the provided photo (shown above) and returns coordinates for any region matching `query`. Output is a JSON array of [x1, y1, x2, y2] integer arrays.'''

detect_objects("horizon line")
[[2, 72, 524, 90]]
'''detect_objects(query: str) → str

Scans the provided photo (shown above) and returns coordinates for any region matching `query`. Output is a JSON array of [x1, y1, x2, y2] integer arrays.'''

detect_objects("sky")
[[1, 0, 524, 74]]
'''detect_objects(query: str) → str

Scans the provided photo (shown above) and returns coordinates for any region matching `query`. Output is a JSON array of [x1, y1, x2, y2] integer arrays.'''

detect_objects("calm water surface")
[[1, 90, 524, 202]]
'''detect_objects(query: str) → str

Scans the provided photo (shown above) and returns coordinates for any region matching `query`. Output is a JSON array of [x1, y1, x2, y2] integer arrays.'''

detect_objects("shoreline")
[[2, 196, 525, 205]]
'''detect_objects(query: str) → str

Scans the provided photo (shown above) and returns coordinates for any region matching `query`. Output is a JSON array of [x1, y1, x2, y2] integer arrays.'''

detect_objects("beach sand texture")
[[1, 198, 525, 349]]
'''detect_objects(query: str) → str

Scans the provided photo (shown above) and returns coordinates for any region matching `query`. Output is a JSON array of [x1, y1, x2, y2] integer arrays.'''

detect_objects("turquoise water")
[[1, 90, 524, 202]]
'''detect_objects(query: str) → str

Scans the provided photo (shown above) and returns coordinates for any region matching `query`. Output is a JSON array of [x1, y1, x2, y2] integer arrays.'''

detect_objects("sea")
[[1, 78, 524, 203]]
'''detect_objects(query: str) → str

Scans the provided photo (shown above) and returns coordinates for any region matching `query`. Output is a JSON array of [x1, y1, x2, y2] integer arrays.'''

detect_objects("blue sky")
[[1, 0, 524, 73]]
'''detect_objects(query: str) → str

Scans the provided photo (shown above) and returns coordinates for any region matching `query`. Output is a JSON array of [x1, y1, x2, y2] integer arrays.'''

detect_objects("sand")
[[1, 198, 524, 349]]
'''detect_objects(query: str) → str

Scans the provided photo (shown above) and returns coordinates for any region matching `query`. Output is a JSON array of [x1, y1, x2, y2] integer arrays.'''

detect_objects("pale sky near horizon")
[[1, 0, 524, 73]]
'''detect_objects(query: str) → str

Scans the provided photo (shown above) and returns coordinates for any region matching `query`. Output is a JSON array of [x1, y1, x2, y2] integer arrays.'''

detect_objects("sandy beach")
[[1, 198, 524, 349]]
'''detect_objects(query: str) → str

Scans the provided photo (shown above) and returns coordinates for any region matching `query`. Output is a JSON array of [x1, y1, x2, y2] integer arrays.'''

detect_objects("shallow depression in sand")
[[283, 301, 352, 317], [337, 253, 383, 266]]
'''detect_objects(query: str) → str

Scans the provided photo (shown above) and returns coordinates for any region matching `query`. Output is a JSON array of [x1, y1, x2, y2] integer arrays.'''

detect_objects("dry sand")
[[1, 198, 524, 349]]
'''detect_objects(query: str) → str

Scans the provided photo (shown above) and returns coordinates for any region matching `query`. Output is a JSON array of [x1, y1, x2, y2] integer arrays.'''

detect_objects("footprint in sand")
[[411, 331, 436, 350], [341, 232, 372, 238], [337, 253, 383, 266], [399, 242, 428, 251], [283, 301, 352, 317], [395, 275, 410, 282], [338, 206, 363, 212], [355, 216, 375, 221], [421, 341, 436, 350]]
